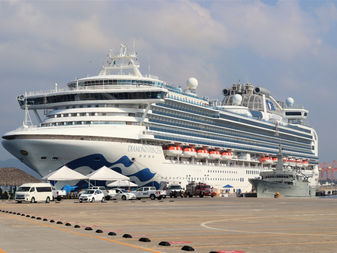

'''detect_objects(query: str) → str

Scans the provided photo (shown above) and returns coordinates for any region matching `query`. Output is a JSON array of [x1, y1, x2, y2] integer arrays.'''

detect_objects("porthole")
[[41, 156, 47, 160]]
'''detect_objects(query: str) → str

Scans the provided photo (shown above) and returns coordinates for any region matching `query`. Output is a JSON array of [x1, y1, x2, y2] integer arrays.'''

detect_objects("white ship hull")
[[3, 134, 262, 192]]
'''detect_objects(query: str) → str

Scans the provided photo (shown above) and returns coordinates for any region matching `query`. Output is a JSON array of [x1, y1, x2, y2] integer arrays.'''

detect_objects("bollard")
[[181, 245, 195, 251], [139, 237, 151, 242], [159, 241, 171, 246]]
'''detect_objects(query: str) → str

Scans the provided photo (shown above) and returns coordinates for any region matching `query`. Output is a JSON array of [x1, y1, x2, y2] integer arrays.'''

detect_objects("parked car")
[[79, 186, 108, 197], [132, 187, 166, 200], [15, 183, 53, 203], [108, 188, 136, 200], [166, 184, 184, 198], [79, 189, 105, 203]]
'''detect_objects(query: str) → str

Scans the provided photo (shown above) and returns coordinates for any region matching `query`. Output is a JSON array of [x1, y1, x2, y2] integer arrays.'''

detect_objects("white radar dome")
[[186, 77, 198, 90], [286, 97, 294, 107], [232, 94, 242, 106]]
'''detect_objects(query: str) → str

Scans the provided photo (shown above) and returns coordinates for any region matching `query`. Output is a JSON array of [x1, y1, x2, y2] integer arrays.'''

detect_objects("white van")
[[15, 183, 53, 203]]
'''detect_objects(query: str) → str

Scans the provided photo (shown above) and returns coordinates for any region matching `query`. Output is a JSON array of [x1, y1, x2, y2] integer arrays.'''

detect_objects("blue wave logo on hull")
[[127, 168, 156, 182], [65, 153, 157, 183], [66, 154, 133, 170]]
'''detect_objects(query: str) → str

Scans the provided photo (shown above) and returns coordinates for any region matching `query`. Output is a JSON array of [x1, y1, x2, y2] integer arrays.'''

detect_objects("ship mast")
[[98, 44, 142, 77]]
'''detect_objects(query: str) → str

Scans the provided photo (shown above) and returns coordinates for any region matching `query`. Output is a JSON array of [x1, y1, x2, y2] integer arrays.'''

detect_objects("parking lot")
[[1, 197, 337, 253]]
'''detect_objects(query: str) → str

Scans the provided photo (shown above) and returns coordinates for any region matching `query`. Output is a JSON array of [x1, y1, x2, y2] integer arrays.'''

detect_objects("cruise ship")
[[2, 45, 319, 192]]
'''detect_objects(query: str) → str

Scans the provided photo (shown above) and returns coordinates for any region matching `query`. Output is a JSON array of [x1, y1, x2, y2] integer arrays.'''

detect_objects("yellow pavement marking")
[[1, 213, 161, 253]]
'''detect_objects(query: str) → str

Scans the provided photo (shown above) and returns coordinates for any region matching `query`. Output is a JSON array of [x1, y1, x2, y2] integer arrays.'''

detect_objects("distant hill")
[[0, 158, 41, 179]]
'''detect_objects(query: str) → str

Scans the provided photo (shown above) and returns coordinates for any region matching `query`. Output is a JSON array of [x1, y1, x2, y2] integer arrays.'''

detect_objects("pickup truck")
[[132, 187, 166, 200], [52, 187, 66, 201], [166, 184, 184, 198]]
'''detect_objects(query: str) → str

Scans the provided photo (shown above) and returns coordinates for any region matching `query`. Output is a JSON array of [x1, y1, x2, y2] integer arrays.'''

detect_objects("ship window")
[[52, 157, 58, 160], [41, 156, 47, 160], [285, 111, 301, 116]]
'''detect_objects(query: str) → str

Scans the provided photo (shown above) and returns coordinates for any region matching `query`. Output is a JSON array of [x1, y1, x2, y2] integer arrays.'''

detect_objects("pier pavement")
[[1, 197, 337, 253]]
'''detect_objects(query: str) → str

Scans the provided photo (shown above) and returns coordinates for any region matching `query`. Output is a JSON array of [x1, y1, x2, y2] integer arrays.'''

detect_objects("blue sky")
[[0, 0, 336, 164]]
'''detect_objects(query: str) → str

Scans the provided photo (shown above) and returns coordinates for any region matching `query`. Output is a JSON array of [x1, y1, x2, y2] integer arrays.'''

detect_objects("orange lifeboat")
[[163, 145, 182, 157], [209, 150, 221, 160], [221, 151, 233, 160], [289, 158, 296, 167], [296, 159, 303, 167], [283, 158, 289, 166], [272, 157, 278, 163], [302, 160, 309, 167], [196, 149, 209, 159], [260, 156, 273, 164], [182, 147, 197, 158]]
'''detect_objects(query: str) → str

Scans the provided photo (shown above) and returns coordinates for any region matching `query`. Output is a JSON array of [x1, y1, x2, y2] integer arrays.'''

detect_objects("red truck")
[[184, 182, 216, 198]]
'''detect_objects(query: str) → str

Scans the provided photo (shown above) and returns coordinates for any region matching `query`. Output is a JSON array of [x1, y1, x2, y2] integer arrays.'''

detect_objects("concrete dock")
[[1, 197, 337, 253]]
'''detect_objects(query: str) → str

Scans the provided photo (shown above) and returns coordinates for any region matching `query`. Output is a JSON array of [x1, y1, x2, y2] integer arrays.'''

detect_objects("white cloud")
[[210, 0, 321, 60]]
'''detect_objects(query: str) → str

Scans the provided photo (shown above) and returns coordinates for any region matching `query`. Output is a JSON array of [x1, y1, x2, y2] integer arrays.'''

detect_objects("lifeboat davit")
[[181, 147, 197, 158], [196, 149, 209, 159], [221, 151, 233, 160], [163, 145, 182, 157], [209, 150, 221, 160]]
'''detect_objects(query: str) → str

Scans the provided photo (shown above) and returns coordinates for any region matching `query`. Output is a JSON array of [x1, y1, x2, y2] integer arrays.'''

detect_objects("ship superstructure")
[[2, 44, 319, 192]]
